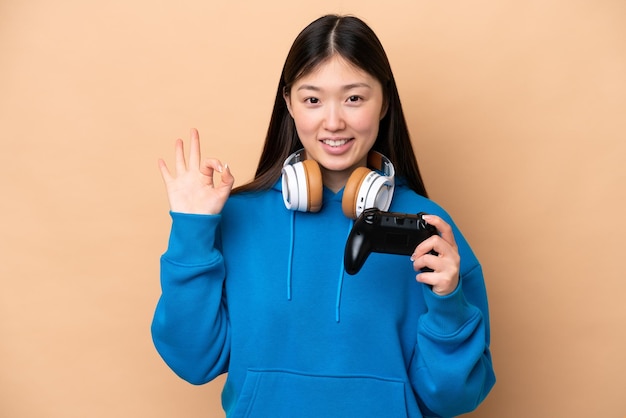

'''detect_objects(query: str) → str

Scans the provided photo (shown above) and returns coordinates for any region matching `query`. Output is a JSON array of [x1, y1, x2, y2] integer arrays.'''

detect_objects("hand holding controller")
[[344, 208, 438, 275]]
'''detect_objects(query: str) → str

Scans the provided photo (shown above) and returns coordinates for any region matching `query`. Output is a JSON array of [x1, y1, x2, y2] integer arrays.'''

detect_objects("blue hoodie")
[[151, 178, 495, 417]]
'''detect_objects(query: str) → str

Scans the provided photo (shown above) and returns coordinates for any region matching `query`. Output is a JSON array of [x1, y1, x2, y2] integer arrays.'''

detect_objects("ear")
[[283, 86, 294, 118]]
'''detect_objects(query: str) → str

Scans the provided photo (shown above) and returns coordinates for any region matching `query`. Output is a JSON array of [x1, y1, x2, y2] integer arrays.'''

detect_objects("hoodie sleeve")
[[151, 212, 230, 385], [409, 230, 495, 417]]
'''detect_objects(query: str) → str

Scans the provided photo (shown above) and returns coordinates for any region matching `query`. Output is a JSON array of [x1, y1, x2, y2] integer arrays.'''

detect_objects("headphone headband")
[[283, 149, 306, 166], [367, 151, 395, 179]]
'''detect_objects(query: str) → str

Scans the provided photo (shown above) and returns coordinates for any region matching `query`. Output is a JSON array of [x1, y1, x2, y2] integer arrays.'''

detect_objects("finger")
[[411, 250, 440, 272], [415, 270, 436, 286], [415, 272, 450, 296], [422, 215, 457, 249], [199, 158, 224, 187], [412, 234, 441, 260], [157, 158, 173, 183], [416, 266, 460, 296], [188, 128, 201, 168], [199, 158, 224, 173], [218, 163, 235, 188], [174, 138, 187, 174], [413, 251, 460, 295]]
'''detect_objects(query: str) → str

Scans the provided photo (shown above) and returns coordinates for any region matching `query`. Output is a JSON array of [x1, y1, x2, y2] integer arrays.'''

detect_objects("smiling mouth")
[[321, 138, 352, 147]]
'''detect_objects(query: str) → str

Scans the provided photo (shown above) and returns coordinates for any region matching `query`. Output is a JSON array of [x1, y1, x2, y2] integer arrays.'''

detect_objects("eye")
[[305, 97, 320, 104], [347, 95, 362, 103]]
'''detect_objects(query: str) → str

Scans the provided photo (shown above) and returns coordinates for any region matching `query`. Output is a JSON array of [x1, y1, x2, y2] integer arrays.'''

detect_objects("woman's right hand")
[[158, 128, 235, 215]]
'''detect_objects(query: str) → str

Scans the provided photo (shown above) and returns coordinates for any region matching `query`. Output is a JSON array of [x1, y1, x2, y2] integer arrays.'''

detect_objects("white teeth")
[[323, 138, 349, 147]]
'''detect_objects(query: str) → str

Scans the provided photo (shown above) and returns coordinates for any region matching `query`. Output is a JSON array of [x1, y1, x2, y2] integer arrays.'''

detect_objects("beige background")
[[1, 0, 624, 417]]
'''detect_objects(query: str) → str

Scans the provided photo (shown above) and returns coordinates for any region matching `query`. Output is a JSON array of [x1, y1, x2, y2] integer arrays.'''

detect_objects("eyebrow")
[[296, 82, 372, 92]]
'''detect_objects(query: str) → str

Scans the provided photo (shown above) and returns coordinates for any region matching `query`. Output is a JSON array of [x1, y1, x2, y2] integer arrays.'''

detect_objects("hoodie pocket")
[[230, 369, 408, 418]]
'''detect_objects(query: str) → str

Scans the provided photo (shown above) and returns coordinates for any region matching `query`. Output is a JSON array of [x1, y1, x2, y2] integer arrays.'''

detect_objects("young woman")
[[152, 14, 495, 418]]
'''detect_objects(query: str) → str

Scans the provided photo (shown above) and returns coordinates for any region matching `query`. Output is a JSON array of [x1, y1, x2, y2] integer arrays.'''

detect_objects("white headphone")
[[281, 149, 395, 219]]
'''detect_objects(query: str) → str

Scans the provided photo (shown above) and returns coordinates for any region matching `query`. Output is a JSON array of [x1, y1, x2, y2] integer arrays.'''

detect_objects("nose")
[[323, 103, 345, 131]]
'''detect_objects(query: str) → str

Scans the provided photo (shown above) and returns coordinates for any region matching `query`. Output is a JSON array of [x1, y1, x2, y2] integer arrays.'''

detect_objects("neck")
[[321, 168, 352, 193], [321, 156, 370, 193]]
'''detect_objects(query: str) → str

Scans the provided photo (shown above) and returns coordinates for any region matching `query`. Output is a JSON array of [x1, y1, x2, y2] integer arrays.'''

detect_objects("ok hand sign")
[[158, 128, 235, 215]]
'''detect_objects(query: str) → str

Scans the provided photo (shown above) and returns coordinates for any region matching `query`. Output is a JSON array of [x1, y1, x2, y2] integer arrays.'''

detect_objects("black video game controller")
[[344, 208, 438, 275]]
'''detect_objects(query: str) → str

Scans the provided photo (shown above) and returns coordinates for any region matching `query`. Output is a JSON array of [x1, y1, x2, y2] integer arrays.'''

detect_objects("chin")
[[320, 160, 360, 175]]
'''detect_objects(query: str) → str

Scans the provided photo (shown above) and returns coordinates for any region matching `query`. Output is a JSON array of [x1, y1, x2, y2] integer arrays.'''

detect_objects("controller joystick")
[[344, 208, 438, 275]]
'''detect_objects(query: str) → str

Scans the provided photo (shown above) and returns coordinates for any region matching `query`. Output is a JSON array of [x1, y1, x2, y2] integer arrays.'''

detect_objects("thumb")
[[219, 163, 235, 188]]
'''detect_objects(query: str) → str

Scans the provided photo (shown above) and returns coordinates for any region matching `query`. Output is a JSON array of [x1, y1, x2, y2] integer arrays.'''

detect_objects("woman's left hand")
[[410, 215, 460, 296]]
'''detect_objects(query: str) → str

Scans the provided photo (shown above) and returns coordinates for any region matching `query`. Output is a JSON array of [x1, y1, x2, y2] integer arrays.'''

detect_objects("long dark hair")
[[233, 14, 428, 197]]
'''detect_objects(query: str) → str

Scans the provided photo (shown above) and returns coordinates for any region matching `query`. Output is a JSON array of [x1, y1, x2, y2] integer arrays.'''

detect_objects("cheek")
[[349, 110, 381, 135], [292, 111, 319, 136]]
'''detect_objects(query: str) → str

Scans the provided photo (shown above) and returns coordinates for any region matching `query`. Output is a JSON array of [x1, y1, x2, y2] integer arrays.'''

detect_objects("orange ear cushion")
[[341, 166, 372, 219], [302, 159, 323, 212]]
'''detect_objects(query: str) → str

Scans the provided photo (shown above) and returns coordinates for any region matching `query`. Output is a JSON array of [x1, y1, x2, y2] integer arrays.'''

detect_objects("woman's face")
[[284, 55, 386, 192]]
